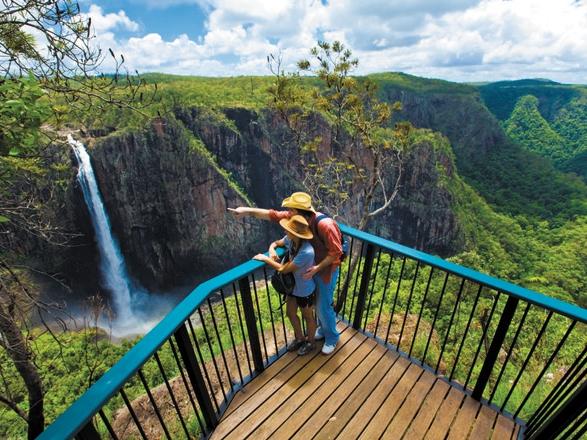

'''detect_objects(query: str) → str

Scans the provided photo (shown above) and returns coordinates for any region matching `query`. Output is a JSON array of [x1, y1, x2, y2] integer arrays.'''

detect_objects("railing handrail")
[[340, 224, 587, 324], [39, 224, 586, 439], [38, 257, 270, 440]]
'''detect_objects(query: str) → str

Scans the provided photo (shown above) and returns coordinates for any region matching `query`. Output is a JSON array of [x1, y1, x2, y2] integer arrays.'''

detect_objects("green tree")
[[268, 41, 411, 230], [0, 2, 152, 437]]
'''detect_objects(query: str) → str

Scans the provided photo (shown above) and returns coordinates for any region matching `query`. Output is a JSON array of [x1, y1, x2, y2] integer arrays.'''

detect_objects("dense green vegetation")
[[1, 72, 586, 437]]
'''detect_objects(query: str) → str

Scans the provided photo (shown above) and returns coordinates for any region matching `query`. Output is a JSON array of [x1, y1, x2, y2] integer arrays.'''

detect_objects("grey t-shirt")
[[283, 236, 316, 297]]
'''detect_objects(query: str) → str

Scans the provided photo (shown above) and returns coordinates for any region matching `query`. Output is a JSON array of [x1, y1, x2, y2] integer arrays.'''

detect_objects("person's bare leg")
[[286, 296, 303, 341], [302, 306, 316, 345]]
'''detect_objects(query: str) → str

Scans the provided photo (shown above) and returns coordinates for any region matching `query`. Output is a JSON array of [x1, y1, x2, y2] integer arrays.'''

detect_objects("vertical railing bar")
[[499, 310, 554, 412], [341, 236, 356, 319], [98, 409, 119, 440], [206, 297, 234, 392], [527, 345, 587, 431], [232, 282, 253, 376], [196, 307, 228, 402], [385, 256, 407, 346], [168, 338, 203, 430], [353, 243, 376, 330], [255, 272, 279, 356], [219, 288, 245, 386], [362, 247, 382, 330], [488, 302, 531, 405], [238, 277, 265, 373], [422, 271, 449, 365], [175, 323, 218, 431], [409, 265, 434, 358], [526, 366, 587, 437], [153, 352, 191, 439], [449, 284, 483, 382], [526, 381, 586, 440], [119, 388, 148, 440], [251, 275, 269, 363], [436, 277, 467, 375], [568, 410, 587, 440], [348, 241, 366, 321], [187, 319, 221, 412], [398, 260, 421, 352], [264, 266, 288, 347], [464, 291, 501, 390], [374, 253, 395, 339], [512, 320, 577, 418], [137, 368, 172, 440]]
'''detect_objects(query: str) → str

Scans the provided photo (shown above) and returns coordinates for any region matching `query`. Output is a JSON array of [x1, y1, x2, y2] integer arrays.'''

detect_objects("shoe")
[[287, 339, 304, 352], [314, 327, 325, 341], [297, 342, 315, 356], [322, 342, 336, 355]]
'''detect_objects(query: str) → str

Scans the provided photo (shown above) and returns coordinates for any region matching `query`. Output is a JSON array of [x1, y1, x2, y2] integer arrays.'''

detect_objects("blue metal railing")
[[39, 224, 586, 439]]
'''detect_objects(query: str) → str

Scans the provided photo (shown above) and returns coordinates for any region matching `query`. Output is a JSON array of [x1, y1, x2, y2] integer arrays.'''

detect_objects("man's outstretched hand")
[[227, 207, 247, 219]]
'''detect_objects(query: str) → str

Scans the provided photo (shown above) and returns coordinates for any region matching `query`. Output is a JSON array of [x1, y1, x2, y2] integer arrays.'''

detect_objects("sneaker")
[[287, 339, 304, 352], [314, 327, 325, 341], [322, 342, 337, 355], [297, 342, 315, 356]]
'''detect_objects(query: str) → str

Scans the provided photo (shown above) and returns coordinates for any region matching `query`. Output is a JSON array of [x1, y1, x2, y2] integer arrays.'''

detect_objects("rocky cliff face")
[[378, 86, 508, 172], [70, 117, 264, 291], [61, 102, 463, 291]]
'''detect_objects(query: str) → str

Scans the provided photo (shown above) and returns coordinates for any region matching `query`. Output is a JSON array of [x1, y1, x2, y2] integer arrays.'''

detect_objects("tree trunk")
[[0, 305, 44, 439]]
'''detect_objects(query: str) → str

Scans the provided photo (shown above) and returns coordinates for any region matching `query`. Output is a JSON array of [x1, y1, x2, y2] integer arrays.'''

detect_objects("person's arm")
[[268, 238, 285, 261], [227, 207, 271, 220], [253, 253, 298, 273], [303, 254, 336, 279]]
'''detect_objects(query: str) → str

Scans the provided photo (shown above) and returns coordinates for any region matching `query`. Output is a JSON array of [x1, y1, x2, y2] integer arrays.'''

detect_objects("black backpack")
[[314, 214, 350, 260], [270, 249, 295, 296]]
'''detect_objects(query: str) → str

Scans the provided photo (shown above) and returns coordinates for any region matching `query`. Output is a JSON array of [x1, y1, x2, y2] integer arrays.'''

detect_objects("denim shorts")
[[288, 291, 315, 308]]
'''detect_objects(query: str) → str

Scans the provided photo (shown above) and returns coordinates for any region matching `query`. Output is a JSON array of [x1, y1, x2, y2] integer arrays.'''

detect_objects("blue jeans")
[[315, 268, 340, 346]]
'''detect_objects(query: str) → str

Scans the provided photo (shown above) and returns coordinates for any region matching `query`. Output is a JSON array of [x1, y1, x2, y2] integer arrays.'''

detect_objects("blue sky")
[[79, 0, 587, 83]]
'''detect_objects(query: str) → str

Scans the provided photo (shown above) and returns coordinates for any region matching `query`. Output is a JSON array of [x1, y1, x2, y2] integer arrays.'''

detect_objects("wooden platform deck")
[[210, 325, 522, 439]]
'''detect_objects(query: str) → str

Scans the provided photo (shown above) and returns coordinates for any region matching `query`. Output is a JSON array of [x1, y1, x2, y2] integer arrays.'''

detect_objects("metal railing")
[[38, 225, 587, 439]]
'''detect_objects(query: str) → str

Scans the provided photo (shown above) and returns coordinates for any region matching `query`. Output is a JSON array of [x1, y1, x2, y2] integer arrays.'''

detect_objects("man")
[[228, 192, 343, 354]]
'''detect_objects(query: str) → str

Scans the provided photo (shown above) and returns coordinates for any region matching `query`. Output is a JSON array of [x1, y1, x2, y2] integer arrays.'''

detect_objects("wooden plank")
[[286, 340, 387, 440], [210, 331, 365, 439], [313, 349, 401, 440], [511, 423, 521, 440], [224, 322, 349, 416], [446, 395, 481, 440], [358, 363, 423, 439], [469, 405, 498, 440], [336, 355, 411, 439], [402, 379, 450, 439], [424, 386, 464, 440], [380, 369, 437, 439], [491, 415, 516, 440]]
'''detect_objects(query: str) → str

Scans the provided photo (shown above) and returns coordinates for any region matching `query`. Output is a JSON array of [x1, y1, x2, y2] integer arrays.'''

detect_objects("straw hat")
[[281, 192, 315, 212], [279, 215, 313, 240]]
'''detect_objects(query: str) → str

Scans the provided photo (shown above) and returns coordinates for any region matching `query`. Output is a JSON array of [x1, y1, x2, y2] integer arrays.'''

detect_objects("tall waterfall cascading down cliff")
[[69, 135, 153, 332]]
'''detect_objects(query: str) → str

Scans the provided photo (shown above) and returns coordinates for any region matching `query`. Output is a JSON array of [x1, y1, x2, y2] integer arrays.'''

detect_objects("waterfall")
[[69, 135, 134, 322]]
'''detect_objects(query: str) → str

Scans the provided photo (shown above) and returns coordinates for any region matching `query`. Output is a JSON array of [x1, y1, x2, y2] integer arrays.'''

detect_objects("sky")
[[78, 0, 587, 84]]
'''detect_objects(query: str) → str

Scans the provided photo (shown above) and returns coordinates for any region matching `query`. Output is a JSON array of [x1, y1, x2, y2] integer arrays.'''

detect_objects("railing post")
[[75, 422, 100, 440], [352, 243, 376, 330], [527, 380, 586, 440], [238, 276, 264, 373], [174, 323, 218, 431], [472, 295, 519, 400]]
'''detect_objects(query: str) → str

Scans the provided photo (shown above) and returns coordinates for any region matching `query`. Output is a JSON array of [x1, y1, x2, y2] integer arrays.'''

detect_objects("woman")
[[253, 215, 316, 356]]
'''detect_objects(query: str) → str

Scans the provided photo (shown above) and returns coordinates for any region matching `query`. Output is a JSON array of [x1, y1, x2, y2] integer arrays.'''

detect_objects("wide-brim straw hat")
[[279, 215, 313, 240], [281, 192, 315, 212]]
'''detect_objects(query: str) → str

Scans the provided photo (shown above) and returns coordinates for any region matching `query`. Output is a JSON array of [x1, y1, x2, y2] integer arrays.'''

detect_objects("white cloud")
[[86, 0, 587, 83], [84, 5, 139, 33]]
